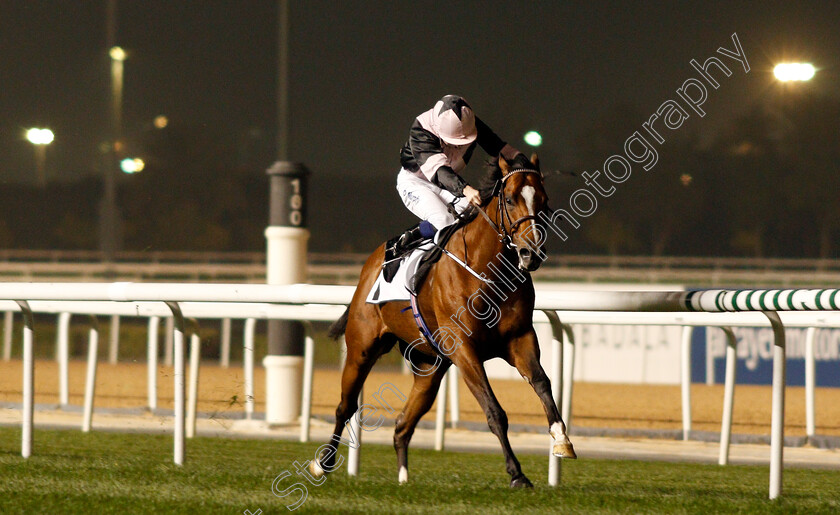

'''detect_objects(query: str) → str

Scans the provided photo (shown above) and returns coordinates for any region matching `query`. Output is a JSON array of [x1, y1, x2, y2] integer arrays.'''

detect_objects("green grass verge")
[[0, 427, 838, 514]]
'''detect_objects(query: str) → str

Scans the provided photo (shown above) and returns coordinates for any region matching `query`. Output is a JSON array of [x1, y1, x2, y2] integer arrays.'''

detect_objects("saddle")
[[382, 205, 479, 296]]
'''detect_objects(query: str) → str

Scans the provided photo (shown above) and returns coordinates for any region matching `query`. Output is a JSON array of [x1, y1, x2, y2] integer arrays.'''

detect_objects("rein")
[[437, 167, 543, 282], [406, 167, 543, 360]]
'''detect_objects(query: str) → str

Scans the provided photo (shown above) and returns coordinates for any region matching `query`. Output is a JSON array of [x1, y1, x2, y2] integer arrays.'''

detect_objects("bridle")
[[437, 167, 546, 282], [475, 168, 545, 251]]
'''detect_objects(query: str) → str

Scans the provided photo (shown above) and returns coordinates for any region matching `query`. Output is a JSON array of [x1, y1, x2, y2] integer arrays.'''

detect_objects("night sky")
[[2, 1, 839, 185]]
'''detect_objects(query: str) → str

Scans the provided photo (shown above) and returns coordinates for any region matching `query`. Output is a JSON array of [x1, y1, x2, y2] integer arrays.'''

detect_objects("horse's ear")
[[498, 155, 510, 175], [530, 153, 540, 172]]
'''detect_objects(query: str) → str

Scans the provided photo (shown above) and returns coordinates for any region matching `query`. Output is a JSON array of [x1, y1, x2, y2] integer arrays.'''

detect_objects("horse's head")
[[496, 154, 548, 272]]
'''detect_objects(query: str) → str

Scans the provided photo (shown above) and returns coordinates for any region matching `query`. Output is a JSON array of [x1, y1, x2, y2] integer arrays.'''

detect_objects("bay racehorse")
[[311, 154, 575, 488]]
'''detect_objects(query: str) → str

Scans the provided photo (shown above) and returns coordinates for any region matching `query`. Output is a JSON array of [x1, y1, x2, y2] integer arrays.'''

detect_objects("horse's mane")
[[477, 158, 503, 202], [477, 156, 538, 205]]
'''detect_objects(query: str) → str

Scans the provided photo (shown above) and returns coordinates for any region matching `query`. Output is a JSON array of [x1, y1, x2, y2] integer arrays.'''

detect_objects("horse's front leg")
[[505, 329, 576, 459], [454, 346, 532, 488]]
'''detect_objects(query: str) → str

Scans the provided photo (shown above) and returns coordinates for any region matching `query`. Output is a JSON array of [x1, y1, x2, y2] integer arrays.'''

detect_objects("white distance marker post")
[[264, 161, 310, 425]]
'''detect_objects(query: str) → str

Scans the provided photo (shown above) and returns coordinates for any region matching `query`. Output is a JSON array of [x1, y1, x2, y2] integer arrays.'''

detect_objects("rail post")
[[348, 389, 362, 477], [186, 319, 201, 439], [164, 316, 174, 366], [17, 301, 34, 458], [82, 316, 100, 432], [108, 315, 120, 364], [299, 322, 315, 442], [561, 323, 575, 426], [147, 316, 160, 411], [3, 311, 12, 361], [57, 312, 71, 407], [220, 318, 231, 368], [448, 367, 460, 428], [718, 327, 737, 465], [543, 310, 564, 487], [434, 370, 448, 451], [244, 318, 256, 420], [680, 326, 693, 440], [763, 310, 786, 500], [805, 327, 816, 440], [165, 301, 186, 465]]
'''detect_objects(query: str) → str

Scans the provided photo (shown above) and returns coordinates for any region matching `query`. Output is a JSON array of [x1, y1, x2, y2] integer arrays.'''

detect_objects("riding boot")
[[384, 223, 432, 283], [392, 224, 425, 257], [385, 224, 420, 269]]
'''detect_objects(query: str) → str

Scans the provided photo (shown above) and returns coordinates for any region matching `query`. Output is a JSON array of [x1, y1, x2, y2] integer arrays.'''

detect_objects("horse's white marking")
[[310, 457, 325, 478], [549, 421, 566, 441], [550, 421, 576, 458], [398, 466, 408, 483], [520, 185, 543, 255], [522, 185, 536, 216]]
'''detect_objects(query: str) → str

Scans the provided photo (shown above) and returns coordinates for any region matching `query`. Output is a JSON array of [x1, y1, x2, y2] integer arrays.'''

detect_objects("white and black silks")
[[399, 107, 508, 197]]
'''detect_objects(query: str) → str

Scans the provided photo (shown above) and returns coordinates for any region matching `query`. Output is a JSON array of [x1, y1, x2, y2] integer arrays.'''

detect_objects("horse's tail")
[[327, 306, 350, 340]]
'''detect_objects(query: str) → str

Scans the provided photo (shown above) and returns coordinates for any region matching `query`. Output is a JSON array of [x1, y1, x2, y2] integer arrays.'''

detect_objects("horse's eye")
[[506, 198, 514, 205]]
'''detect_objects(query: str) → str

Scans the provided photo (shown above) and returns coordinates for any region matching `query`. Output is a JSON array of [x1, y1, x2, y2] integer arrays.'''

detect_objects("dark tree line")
[[0, 124, 268, 252], [1, 92, 838, 258], [553, 90, 840, 258]]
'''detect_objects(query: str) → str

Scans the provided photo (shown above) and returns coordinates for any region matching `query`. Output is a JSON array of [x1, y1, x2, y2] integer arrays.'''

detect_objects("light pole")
[[771, 61, 816, 141], [109, 46, 126, 132], [99, 39, 126, 261], [26, 128, 54, 187], [264, 0, 311, 425]]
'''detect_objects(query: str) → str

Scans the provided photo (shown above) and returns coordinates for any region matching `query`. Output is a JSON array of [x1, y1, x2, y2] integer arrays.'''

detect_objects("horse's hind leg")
[[504, 329, 576, 458], [392, 358, 450, 484], [311, 325, 394, 478], [454, 348, 532, 488]]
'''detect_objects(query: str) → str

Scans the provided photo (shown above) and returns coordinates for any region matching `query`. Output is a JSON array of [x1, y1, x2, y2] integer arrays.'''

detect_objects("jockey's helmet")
[[432, 95, 477, 146]]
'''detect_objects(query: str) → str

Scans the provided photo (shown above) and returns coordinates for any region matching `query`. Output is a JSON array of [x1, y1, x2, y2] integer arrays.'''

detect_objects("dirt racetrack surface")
[[1, 359, 839, 437]]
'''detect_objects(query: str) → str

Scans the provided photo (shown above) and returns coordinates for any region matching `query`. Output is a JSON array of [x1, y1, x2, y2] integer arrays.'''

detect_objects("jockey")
[[393, 94, 528, 255]]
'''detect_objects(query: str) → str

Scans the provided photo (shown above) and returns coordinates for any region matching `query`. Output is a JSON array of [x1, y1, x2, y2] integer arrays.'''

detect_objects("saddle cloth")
[[365, 242, 432, 304], [365, 207, 478, 305]]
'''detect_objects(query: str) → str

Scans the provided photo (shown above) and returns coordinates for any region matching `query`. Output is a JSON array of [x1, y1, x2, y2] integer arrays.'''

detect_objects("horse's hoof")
[[309, 458, 326, 479], [552, 440, 577, 459], [510, 474, 533, 488]]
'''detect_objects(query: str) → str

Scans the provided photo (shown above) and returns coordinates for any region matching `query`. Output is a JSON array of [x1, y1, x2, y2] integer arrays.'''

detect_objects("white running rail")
[[1, 283, 838, 500]]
